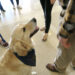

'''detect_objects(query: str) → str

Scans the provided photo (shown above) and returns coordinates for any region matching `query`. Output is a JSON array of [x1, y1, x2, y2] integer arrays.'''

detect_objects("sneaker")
[[0, 36, 8, 47], [17, 5, 22, 9], [0, 40, 8, 47], [1, 9, 6, 13], [13, 6, 15, 9], [2, 9, 6, 12]]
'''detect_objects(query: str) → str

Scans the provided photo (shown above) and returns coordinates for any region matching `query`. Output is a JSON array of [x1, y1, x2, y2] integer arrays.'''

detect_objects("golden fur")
[[0, 19, 37, 75]]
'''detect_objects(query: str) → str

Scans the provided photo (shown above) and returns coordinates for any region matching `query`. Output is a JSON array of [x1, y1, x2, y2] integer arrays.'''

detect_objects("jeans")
[[0, 34, 6, 42], [0, 2, 5, 11], [10, 0, 19, 6]]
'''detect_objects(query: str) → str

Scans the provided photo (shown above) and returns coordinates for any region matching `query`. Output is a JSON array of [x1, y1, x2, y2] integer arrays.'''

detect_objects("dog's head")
[[9, 18, 39, 56]]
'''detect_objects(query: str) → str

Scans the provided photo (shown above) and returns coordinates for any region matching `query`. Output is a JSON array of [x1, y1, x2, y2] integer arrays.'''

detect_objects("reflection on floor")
[[0, 0, 75, 75]]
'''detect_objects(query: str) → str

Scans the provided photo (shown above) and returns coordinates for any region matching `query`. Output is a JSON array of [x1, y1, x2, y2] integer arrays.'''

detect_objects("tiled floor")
[[0, 0, 75, 75]]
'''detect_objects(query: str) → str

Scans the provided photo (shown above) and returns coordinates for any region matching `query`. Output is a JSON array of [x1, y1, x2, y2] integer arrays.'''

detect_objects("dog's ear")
[[12, 40, 33, 56]]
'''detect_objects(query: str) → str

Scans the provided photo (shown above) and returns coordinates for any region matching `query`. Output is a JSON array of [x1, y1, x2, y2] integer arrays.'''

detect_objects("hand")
[[50, 0, 56, 4], [58, 36, 71, 49]]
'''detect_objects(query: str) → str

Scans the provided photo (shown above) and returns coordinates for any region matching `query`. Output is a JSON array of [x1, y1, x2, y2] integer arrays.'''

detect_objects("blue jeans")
[[0, 34, 6, 42], [0, 2, 5, 11], [10, 0, 19, 6]]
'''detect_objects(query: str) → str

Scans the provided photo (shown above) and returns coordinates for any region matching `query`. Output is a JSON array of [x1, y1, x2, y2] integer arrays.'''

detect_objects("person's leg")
[[45, 0, 53, 33], [46, 43, 75, 72], [10, 0, 14, 6], [10, 0, 15, 9], [42, 0, 53, 41], [0, 34, 6, 42], [16, 0, 22, 9], [55, 44, 74, 72], [40, 0, 45, 13], [0, 2, 5, 12], [0, 34, 8, 47], [46, 33, 75, 72], [40, 0, 46, 31], [16, 0, 19, 6]]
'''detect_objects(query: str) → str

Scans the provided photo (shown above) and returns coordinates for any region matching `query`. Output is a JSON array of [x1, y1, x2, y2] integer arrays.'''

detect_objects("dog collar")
[[14, 48, 36, 66]]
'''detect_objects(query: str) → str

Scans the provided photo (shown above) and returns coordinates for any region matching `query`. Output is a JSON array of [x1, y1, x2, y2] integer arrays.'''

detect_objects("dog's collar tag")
[[14, 49, 36, 66]]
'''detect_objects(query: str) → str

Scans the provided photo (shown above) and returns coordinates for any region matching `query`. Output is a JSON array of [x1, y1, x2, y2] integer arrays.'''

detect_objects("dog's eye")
[[23, 28, 26, 32]]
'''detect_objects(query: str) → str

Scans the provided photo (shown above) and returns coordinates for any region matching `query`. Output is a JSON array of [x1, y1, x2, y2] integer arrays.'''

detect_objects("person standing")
[[46, 0, 75, 72], [10, 0, 22, 9], [40, 0, 56, 41]]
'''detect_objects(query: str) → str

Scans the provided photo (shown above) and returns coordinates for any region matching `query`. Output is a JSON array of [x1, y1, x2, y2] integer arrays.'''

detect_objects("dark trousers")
[[0, 34, 6, 42], [0, 2, 5, 11], [10, 0, 19, 6], [40, 0, 53, 33]]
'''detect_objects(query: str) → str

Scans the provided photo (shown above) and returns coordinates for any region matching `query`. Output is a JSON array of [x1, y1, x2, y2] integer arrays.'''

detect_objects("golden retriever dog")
[[0, 18, 39, 75]]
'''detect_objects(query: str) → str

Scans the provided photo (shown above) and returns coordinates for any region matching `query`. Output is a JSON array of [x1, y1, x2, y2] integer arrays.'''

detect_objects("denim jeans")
[[0, 34, 6, 42], [10, 0, 19, 6], [0, 2, 5, 11]]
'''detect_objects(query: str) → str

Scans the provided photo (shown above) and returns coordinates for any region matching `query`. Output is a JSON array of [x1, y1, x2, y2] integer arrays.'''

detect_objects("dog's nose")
[[32, 18, 36, 23]]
